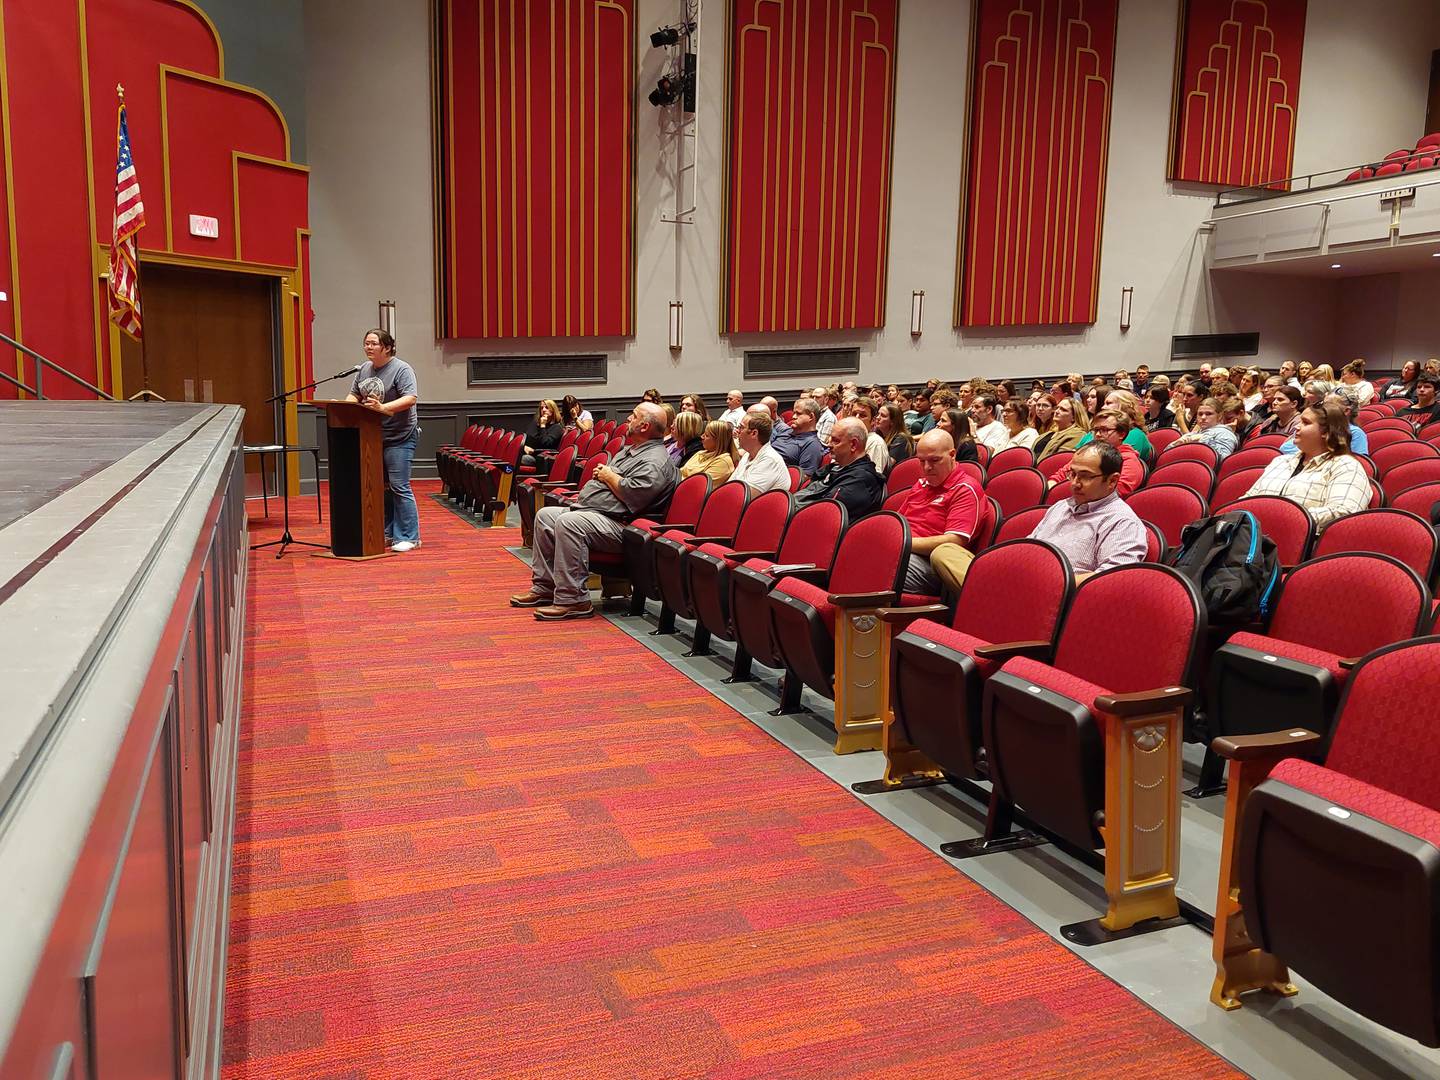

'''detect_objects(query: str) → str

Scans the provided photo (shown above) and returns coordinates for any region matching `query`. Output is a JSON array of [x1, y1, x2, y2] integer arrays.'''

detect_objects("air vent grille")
[[467, 354, 607, 386], [743, 348, 861, 379]]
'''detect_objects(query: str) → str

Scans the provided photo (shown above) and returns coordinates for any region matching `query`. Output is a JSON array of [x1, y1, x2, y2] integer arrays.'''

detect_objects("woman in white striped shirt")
[[1242, 402, 1370, 530]]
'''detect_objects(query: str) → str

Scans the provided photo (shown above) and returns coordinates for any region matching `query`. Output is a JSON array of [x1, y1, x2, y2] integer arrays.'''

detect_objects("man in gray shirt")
[[1029, 443, 1148, 580], [347, 329, 421, 550], [510, 401, 677, 620]]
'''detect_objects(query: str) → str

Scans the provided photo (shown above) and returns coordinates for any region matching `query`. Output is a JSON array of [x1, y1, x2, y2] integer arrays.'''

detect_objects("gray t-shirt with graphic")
[[350, 357, 419, 444]]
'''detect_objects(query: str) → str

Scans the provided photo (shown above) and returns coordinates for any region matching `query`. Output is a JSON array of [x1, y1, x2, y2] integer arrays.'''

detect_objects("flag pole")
[[115, 83, 152, 395]]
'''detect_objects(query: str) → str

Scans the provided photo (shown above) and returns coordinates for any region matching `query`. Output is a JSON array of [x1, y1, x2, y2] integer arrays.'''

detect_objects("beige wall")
[[304, 0, 1440, 402]]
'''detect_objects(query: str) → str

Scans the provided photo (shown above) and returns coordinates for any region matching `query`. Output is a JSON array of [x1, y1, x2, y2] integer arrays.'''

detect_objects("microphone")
[[333, 364, 362, 378]]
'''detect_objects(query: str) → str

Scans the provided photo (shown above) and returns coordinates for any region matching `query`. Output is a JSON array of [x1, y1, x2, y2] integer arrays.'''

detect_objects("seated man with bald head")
[[894, 429, 983, 595], [511, 401, 678, 621], [791, 416, 885, 518]]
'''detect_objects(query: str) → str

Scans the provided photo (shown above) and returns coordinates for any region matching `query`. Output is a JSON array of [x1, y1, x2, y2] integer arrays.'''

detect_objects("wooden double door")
[[121, 264, 279, 479]]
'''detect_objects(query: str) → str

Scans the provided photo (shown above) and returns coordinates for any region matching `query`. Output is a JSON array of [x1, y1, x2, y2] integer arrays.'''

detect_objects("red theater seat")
[[618, 474, 711, 614], [1213, 495, 1315, 567], [883, 539, 1074, 788], [651, 480, 751, 637], [684, 489, 794, 658], [767, 512, 914, 749], [1210, 638, 1440, 1045], [977, 564, 1204, 935]]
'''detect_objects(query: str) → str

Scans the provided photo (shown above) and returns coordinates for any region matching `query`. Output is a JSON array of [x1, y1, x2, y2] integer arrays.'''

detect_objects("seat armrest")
[[1338, 656, 1363, 670], [769, 565, 825, 583], [533, 480, 574, 489], [1094, 685, 1193, 717], [681, 535, 733, 546], [724, 549, 777, 562], [972, 639, 1052, 662], [664, 522, 698, 533], [1211, 729, 1321, 761], [829, 590, 898, 609], [878, 604, 949, 625]]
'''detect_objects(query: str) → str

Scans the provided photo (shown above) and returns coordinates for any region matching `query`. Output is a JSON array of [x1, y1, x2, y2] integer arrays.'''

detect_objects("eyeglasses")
[[1065, 468, 1105, 483], [1092, 425, 1117, 435]]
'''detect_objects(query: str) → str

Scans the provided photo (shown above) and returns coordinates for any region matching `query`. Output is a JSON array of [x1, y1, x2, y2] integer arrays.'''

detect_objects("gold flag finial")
[[116, 83, 125, 103]]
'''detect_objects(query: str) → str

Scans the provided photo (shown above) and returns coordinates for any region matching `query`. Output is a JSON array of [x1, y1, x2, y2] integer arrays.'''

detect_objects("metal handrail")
[[0, 330, 114, 400], [1214, 146, 1439, 208], [0, 367, 36, 396]]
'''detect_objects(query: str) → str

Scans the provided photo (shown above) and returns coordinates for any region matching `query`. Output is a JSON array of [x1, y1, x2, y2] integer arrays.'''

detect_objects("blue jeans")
[[383, 432, 420, 542]]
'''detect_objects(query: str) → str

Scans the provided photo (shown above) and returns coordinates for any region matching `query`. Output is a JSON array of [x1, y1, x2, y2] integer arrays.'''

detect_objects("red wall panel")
[[4, 0, 98, 398], [166, 73, 288, 260], [437, 0, 634, 339], [722, 0, 898, 334], [957, 0, 1118, 328], [1169, 0, 1306, 188], [235, 157, 308, 268], [86, 0, 221, 250]]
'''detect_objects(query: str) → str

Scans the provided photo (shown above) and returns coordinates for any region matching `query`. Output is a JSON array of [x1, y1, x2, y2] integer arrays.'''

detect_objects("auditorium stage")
[[0, 400, 248, 1079]]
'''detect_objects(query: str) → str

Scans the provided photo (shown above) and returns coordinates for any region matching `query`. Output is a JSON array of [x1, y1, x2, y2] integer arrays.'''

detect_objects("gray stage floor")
[[0, 401, 213, 531], [489, 532, 1440, 1080]]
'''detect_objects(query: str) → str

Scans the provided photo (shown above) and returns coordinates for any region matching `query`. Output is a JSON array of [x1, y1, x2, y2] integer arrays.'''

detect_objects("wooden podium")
[[317, 401, 388, 558]]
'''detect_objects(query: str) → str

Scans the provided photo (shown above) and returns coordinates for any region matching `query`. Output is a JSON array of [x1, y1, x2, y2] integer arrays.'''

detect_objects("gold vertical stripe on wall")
[[0, 6, 22, 392]]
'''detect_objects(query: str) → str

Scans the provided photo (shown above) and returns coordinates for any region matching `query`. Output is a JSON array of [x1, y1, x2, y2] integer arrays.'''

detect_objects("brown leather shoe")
[[509, 590, 552, 608], [533, 600, 595, 621]]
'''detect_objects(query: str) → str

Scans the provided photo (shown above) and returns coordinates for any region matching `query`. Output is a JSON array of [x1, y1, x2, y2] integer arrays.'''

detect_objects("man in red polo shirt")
[[896, 429, 982, 594]]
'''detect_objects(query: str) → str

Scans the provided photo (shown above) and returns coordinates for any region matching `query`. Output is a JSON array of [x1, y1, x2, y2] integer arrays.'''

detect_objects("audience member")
[[970, 392, 1008, 452], [641, 388, 663, 405], [1035, 396, 1089, 462], [1244, 402, 1370, 530], [1238, 369, 1266, 412], [718, 389, 746, 428], [811, 386, 839, 445], [1030, 443, 1149, 580], [1384, 360, 1420, 402], [877, 403, 914, 464], [1399, 374, 1440, 428], [1171, 397, 1241, 460], [1255, 384, 1303, 439], [561, 394, 595, 432], [923, 388, 956, 434], [849, 398, 892, 472], [907, 391, 930, 433], [791, 417, 885, 518], [1029, 393, 1055, 434], [1048, 408, 1144, 495], [999, 398, 1037, 450], [1339, 360, 1375, 406], [1280, 388, 1367, 455], [678, 394, 710, 422], [732, 408, 791, 493], [1172, 380, 1202, 433], [1098, 389, 1154, 460], [1297, 360, 1314, 382], [521, 398, 564, 468], [669, 410, 705, 465], [937, 408, 981, 463], [1311, 363, 1336, 382], [759, 395, 792, 439], [1144, 386, 1175, 432], [680, 420, 739, 484], [1132, 364, 1152, 395], [512, 402, 677, 621], [771, 398, 826, 473], [1277, 361, 1301, 389], [895, 431, 983, 594]]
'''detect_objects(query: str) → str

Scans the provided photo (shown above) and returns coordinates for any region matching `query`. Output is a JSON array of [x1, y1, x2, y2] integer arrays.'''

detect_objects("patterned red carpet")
[[223, 483, 1242, 1079]]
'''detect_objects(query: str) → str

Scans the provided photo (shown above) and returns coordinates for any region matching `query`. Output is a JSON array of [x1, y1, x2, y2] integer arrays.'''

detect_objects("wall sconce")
[[668, 299, 683, 351], [910, 290, 924, 337], [1119, 286, 1133, 333], [378, 299, 397, 336]]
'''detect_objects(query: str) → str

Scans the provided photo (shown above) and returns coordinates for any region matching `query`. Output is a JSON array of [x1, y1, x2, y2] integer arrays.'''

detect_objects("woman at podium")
[[347, 329, 421, 551]]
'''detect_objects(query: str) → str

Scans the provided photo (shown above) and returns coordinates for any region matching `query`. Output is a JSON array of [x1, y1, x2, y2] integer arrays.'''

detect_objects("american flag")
[[108, 97, 145, 339]]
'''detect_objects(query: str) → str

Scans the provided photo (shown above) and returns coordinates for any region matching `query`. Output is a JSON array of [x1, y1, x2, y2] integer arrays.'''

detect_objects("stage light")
[[910, 291, 924, 337], [669, 300, 683, 351], [651, 26, 680, 47], [648, 75, 682, 108]]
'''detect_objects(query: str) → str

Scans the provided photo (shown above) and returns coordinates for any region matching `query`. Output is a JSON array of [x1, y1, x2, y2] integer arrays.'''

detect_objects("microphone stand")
[[250, 366, 359, 559]]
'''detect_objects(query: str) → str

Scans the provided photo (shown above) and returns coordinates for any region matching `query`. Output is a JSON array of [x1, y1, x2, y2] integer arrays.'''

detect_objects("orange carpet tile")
[[222, 482, 1243, 1079]]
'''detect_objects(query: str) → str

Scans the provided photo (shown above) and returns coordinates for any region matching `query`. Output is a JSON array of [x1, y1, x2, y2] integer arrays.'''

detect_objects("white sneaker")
[[392, 540, 421, 552]]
